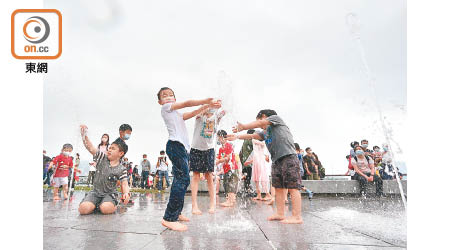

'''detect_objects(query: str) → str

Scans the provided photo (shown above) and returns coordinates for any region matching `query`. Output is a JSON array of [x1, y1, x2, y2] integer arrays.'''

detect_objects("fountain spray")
[[346, 13, 407, 208]]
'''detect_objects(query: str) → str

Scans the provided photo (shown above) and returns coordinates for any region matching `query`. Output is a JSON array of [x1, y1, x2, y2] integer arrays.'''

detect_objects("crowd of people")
[[346, 139, 403, 197], [43, 86, 405, 233]]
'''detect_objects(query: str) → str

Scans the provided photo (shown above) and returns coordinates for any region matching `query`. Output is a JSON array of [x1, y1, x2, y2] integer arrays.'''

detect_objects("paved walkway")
[[43, 190, 406, 250]]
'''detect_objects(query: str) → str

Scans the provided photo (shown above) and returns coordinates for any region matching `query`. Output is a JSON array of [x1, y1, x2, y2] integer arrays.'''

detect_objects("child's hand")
[[232, 122, 244, 133], [80, 125, 88, 137], [226, 134, 238, 141], [122, 193, 130, 205]]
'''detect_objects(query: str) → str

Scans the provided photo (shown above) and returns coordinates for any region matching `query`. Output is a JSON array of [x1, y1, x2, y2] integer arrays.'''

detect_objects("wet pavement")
[[43, 190, 406, 250]]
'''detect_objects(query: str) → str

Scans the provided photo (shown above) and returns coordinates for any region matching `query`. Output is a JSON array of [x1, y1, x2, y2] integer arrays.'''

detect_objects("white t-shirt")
[[191, 112, 224, 151], [161, 103, 190, 151], [158, 157, 169, 172], [351, 156, 374, 174]]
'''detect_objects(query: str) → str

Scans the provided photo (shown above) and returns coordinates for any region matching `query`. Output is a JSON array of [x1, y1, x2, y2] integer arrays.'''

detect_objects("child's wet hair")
[[217, 130, 227, 137], [294, 143, 300, 151], [119, 124, 132, 132], [157, 87, 175, 100], [62, 143, 73, 150], [112, 138, 128, 156], [256, 109, 277, 119], [247, 129, 255, 134]]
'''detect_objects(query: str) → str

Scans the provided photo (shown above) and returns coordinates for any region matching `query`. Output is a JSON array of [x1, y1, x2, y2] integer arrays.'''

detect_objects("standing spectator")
[[303, 148, 319, 180], [87, 162, 96, 187], [140, 154, 151, 189], [157, 151, 170, 191], [43, 150, 52, 185], [68, 153, 81, 189], [132, 165, 140, 188], [239, 129, 255, 194], [351, 145, 383, 197], [89, 134, 109, 187], [98, 134, 110, 153], [294, 143, 313, 200]]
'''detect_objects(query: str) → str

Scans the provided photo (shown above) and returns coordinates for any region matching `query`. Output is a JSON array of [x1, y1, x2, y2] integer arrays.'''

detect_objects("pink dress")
[[250, 139, 271, 192]]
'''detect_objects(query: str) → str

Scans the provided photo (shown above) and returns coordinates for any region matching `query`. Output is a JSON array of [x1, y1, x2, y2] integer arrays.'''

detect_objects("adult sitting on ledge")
[[351, 145, 383, 197]]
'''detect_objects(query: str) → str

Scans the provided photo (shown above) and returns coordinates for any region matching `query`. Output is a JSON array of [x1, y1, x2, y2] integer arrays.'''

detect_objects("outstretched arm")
[[226, 133, 263, 141], [170, 98, 214, 111], [232, 120, 271, 133], [80, 125, 98, 156], [183, 104, 209, 120]]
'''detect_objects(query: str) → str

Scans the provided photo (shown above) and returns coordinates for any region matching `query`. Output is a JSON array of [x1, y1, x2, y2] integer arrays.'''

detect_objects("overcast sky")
[[43, 0, 406, 175]]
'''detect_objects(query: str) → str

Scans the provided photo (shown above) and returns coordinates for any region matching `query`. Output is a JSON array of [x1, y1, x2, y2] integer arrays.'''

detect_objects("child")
[[245, 139, 272, 201], [157, 87, 220, 231], [294, 143, 313, 200], [78, 125, 130, 215], [48, 144, 74, 200], [190, 105, 226, 215], [216, 130, 239, 207], [227, 109, 303, 224]]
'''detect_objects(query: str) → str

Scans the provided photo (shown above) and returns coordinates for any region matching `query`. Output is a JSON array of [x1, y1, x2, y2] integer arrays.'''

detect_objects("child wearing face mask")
[[48, 143, 74, 200]]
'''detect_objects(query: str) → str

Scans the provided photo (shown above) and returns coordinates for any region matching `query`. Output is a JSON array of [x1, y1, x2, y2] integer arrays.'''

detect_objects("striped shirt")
[[92, 151, 127, 195]]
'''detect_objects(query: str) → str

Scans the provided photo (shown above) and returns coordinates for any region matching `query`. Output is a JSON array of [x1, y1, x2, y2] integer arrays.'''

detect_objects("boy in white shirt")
[[157, 87, 220, 231]]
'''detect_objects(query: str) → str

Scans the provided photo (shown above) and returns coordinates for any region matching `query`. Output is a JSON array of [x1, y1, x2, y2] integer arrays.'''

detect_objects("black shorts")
[[81, 191, 119, 207], [271, 154, 302, 189], [189, 148, 215, 173]]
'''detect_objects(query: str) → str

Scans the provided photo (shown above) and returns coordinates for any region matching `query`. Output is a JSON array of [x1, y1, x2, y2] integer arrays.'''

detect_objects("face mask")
[[63, 151, 71, 156], [374, 148, 380, 152], [356, 150, 364, 155], [383, 147, 389, 151], [208, 108, 217, 114], [361, 144, 368, 148], [124, 134, 131, 140]]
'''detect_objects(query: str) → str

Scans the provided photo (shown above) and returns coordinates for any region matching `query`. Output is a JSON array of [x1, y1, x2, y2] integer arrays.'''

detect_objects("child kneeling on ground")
[[78, 125, 130, 215]]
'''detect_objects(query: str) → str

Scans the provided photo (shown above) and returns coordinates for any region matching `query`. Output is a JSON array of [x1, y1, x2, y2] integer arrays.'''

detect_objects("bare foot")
[[162, 219, 188, 231], [178, 214, 190, 222], [267, 214, 286, 221], [264, 198, 274, 205], [208, 207, 215, 214], [53, 196, 61, 201], [192, 207, 202, 215], [281, 216, 304, 224], [219, 201, 234, 207]]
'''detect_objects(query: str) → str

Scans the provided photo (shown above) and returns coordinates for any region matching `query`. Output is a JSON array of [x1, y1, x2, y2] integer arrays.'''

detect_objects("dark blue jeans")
[[158, 170, 170, 190], [141, 171, 150, 189], [163, 140, 190, 222]]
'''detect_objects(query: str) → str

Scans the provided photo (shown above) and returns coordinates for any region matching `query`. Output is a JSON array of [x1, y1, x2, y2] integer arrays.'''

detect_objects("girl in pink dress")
[[245, 139, 272, 201]]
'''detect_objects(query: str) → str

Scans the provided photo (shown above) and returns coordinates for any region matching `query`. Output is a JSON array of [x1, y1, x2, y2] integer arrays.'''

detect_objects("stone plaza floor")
[[43, 190, 406, 250]]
